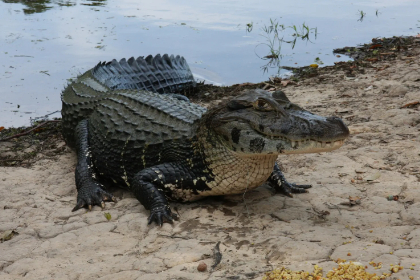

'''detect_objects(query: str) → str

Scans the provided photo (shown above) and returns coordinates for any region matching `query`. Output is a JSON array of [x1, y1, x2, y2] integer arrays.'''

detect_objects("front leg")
[[132, 166, 173, 226], [132, 163, 196, 226], [267, 162, 312, 197], [132, 162, 211, 226], [72, 119, 116, 211]]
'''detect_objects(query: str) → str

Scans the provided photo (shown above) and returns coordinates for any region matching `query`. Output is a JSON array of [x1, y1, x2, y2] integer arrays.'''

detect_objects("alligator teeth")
[[321, 142, 326, 148]]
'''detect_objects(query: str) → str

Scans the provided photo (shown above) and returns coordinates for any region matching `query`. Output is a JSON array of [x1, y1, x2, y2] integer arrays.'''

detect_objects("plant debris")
[[0, 120, 66, 167]]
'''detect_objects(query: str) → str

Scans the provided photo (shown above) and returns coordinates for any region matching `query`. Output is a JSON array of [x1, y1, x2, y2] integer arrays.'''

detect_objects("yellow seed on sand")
[[263, 261, 390, 280]]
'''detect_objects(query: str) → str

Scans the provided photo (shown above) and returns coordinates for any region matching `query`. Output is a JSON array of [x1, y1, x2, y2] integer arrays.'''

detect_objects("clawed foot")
[[72, 183, 117, 212], [275, 181, 312, 197], [148, 205, 177, 226], [269, 162, 312, 197]]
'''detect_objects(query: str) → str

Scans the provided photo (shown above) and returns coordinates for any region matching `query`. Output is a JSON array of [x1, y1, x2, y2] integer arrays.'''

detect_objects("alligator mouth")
[[261, 133, 346, 153], [277, 137, 346, 154]]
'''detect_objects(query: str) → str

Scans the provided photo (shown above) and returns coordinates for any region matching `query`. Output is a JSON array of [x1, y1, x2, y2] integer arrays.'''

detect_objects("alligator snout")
[[325, 116, 350, 140]]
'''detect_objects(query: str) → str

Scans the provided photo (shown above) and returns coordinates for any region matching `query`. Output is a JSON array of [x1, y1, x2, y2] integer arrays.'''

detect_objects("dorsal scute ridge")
[[91, 54, 196, 94]]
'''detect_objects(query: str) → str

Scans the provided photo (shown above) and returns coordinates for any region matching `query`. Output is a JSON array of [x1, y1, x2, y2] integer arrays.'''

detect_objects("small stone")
[[197, 262, 207, 272]]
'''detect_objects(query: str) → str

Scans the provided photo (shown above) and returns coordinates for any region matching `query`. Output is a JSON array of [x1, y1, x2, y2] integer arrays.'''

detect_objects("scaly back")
[[61, 54, 198, 148]]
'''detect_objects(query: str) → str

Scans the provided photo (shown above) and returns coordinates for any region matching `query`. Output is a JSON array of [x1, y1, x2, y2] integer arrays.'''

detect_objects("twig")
[[0, 120, 61, 142], [269, 213, 290, 223], [212, 241, 222, 270], [324, 202, 342, 215], [0, 159, 24, 162], [157, 234, 189, 240]]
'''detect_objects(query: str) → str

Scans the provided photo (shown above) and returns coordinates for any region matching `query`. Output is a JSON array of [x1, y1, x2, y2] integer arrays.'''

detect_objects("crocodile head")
[[206, 89, 350, 155]]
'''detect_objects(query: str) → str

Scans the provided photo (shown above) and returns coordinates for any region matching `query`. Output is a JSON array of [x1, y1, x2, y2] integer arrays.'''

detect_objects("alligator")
[[62, 54, 350, 225]]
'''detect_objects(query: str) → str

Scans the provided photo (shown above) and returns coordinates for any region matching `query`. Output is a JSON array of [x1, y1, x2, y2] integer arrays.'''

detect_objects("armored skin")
[[61, 54, 350, 225]]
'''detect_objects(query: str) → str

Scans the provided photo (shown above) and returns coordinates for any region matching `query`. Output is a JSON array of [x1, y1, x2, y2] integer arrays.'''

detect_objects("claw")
[[72, 184, 115, 212], [285, 192, 293, 198], [72, 201, 84, 212], [289, 183, 312, 193], [164, 213, 174, 223], [147, 214, 155, 225], [148, 206, 173, 226]]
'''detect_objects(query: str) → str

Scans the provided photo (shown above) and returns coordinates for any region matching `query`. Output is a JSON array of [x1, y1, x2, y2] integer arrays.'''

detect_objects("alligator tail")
[[91, 54, 196, 93]]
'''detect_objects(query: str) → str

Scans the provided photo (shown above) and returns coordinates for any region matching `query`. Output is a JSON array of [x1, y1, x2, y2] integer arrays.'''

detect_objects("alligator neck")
[[197, 129, 278, 196]]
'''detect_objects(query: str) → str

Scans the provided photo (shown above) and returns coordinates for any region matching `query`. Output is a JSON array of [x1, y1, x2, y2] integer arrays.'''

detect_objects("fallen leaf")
[[369, 44, 382, 49], [349, 196, 361, 205], [262, 83, 274, 90], [235, 82, 255, 87], [309, 64, 318, 68], [377, 65, 390, 71], [365, 58, 378, 62], [401, 101, 419, 108], [281, 80, 291, 87], [336, 109, 350, 113], [366, 172, 381, 181], [104, 212, 112, 221], [1, 230, 18, 242], [340, 196, 361, 206], [269, 77, 282, 83]]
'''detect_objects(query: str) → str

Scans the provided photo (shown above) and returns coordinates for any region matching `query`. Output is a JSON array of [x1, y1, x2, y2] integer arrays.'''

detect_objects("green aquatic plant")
[[246, 22, 253, 33], [358, 10, 366, 22], [251, 18, 317, 74]]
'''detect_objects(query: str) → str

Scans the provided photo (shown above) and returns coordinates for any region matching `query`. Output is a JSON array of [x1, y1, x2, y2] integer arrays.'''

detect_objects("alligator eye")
[[254, 99, 273, 111]]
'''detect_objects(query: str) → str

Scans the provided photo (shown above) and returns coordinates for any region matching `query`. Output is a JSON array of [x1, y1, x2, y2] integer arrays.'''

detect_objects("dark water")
[[1, 0, 419, 127]]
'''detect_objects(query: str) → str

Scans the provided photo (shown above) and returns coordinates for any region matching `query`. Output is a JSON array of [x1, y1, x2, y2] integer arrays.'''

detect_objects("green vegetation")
[[248, 18, 317, 74], [358, 10, 366, 22], [246, 22, 253, 33]]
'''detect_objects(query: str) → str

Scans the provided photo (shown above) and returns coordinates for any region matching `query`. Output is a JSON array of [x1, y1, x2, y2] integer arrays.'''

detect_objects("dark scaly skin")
[[132, 167, 174, 225], [73, 120, 116, 211], [267, 162, 312, 197], [62, 54, 350, 226]]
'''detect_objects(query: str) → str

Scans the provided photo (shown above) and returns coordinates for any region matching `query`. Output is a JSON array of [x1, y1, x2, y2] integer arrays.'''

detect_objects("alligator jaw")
[[281, 139, 346, 154]]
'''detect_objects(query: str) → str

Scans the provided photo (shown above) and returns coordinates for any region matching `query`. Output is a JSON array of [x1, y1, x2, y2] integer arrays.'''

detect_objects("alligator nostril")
[[325, 116, 350, 138], [326, 116, 340, 122]]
